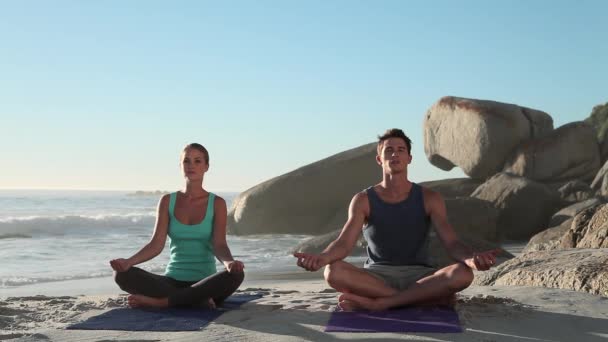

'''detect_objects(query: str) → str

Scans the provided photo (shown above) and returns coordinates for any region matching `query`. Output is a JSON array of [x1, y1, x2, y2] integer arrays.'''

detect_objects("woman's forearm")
[[213, 243, 235, 265], [128, 243, 163, 266]]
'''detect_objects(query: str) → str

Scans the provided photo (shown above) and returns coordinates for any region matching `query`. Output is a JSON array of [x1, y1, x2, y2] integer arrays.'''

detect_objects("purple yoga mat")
[[325, 306, 462, 333]]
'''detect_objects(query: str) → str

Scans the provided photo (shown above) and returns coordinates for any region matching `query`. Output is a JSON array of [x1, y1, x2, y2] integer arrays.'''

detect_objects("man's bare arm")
[[294, 192, 368, 271], [425, 189, 498, 270]]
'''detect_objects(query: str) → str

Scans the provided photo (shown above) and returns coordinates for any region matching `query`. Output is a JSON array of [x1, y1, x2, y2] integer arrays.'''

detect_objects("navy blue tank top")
[[363, 183, 431, 266]]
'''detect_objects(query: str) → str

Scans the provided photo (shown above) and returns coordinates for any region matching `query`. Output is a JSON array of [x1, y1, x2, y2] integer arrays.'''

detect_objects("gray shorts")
[[363, 264, 437, 291]]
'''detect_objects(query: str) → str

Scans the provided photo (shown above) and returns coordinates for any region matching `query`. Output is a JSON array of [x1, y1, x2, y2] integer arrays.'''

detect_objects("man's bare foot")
[[338, 293, 386, 311], [207, 298, 216, 309], [127, 294, 169, 308]]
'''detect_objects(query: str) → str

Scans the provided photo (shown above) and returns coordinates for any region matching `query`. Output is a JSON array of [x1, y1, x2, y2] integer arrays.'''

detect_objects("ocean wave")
[[1, 265, 167, 287], [0, 214, 156, 236], [0, 233, 32, 239]]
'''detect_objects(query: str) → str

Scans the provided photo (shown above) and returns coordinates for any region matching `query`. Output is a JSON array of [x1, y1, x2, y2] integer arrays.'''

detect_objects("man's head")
[[377, 128, 411, 155], [376, 128, 412, 173]]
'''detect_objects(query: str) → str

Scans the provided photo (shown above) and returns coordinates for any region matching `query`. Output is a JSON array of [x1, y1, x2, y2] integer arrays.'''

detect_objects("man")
[[294, 128, 498, 311]]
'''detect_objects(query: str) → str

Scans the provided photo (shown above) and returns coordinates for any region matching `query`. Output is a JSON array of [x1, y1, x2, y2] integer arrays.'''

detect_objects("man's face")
[[377, 138, 411, 173]]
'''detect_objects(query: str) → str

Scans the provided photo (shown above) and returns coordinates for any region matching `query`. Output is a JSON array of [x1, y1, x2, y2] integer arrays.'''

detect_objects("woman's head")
[[181, 143, 209, 180]]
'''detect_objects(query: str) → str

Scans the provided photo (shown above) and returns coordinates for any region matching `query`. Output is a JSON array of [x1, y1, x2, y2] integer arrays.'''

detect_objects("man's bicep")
[[429, 192, 458, 244], [336, 194, 367, 245]]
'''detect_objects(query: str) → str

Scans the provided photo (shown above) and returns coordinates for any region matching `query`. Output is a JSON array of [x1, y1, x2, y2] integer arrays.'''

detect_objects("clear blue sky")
[[1, 1, 606, 191]]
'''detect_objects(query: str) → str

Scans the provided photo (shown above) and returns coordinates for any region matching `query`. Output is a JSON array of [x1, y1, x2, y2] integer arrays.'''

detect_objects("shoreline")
[[0, 269, 326, 298]]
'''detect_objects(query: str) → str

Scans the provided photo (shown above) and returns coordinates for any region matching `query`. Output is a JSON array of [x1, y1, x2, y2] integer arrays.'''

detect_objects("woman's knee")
[[230, 270, 245, 285], [113, 269, 132, 290]]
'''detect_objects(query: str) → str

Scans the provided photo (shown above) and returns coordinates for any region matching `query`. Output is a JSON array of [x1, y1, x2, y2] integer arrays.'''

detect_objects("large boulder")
[[291, 229, 366, 256], [474, 249, 608, 297], [585, 101, 608, 163], [471, 173, 564, 240], [227, 143, 379, 235], [591, 160, 608, 197], [419, 178, 482, 198], [523, 218, 573, 253], [424, 96, 553, 179], [503, 122, 601, 182], [442, 197, 500, 242]]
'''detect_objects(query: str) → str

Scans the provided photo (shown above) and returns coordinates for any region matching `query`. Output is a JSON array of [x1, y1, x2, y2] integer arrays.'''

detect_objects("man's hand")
[[109, 258, 132, 272], [464, 249, 500, 271], [225, 260, 245, 273], [293, 252, 329, 272]]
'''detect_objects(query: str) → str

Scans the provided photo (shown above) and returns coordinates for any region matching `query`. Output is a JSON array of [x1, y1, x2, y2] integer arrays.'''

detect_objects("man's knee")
[[446, 263, 474, 290], [323, 261, 349, 289]]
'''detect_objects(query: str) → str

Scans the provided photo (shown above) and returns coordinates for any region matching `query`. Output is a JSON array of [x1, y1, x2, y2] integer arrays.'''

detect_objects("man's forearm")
[[447, 240, 474, 263], [321, 239, 350, 263]]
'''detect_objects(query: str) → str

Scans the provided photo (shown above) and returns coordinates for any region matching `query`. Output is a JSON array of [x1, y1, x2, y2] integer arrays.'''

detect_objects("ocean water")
[[0, 190, 318, 290]]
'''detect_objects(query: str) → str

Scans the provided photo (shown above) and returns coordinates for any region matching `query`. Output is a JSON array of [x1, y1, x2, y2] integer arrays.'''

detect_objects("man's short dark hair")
[[377, 128, 412, 155]]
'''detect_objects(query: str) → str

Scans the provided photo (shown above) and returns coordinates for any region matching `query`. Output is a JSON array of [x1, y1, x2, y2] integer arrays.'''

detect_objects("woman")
[[110, 143, 244, 308]]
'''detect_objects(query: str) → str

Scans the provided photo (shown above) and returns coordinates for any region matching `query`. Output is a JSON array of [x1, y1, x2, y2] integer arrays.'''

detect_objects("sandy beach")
[[2, 269, 608, 342]]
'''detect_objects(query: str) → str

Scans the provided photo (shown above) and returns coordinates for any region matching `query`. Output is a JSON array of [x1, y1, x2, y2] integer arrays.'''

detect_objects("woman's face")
[[181, 148, 209, 181]]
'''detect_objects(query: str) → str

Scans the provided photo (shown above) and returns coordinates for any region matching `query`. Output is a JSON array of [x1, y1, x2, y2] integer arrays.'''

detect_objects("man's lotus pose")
[[295, 129, 498, 311]]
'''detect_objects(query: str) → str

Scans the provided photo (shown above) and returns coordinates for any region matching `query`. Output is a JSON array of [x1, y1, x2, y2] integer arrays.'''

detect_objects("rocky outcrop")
[[585, 102, 608, 163], [474, 249, 608, 297], [560, 203, 608, 249], [557, 180, 594, 203], [525, 200, 607, 252], [227, 143, 379, 235], [591, 160, 608, 197], [503, 122, 600, 182], [424, 96, 553, 179], [471, 172, 564, 240]]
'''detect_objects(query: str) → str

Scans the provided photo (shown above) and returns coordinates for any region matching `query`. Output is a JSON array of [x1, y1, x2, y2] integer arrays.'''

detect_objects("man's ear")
[[408, 154, 412, 164], [376, 155, 382, 166]]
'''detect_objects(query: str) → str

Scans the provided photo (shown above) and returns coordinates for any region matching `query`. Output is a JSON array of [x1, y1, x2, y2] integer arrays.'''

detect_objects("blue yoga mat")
[[325, 306, 462, 333], [67, 293, 263, 331]]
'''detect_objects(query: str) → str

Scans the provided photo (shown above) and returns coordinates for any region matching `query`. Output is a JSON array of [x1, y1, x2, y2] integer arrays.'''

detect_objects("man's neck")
[[380, 172, 411, 194]]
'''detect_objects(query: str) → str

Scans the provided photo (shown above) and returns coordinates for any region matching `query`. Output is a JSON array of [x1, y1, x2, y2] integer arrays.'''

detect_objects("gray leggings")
[[114, 267, 244, 307]]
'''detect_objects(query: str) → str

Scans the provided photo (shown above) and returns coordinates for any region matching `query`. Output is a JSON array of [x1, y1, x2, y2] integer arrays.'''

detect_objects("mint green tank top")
[[164, 192, 217, 281]]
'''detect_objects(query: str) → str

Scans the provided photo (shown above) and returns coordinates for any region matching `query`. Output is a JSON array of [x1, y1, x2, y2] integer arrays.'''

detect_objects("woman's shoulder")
[[212, 193, 226, 204], [158, 192, 174, 207]]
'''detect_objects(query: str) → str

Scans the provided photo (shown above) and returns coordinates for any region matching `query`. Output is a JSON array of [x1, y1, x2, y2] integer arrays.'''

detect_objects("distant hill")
[[126, 190, 169, 197]]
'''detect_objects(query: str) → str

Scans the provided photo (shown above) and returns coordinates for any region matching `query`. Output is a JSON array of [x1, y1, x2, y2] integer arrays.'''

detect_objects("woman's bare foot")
[[127, 294, 169, 308]]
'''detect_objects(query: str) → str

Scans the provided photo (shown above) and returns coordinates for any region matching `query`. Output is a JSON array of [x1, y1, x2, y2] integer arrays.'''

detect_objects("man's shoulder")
[[353, 189, 370, 202], [418, 184, 443, 204]]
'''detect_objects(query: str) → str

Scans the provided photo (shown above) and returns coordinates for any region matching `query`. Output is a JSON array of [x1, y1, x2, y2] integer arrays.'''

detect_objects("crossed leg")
[[114, 267, 244, 308], [324, 261, 473, 311]]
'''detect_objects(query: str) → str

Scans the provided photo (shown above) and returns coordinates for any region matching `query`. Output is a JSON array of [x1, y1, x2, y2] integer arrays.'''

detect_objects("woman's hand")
[[224, 260, 244, 273], [110, 258, 132, 272]]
